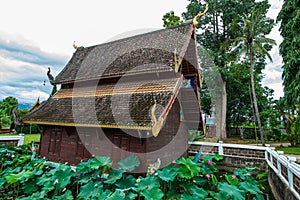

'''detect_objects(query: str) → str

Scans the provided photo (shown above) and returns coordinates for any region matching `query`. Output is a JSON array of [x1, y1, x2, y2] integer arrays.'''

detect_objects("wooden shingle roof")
[[23, 76, 183, 130], [54, 23, 194, 84]]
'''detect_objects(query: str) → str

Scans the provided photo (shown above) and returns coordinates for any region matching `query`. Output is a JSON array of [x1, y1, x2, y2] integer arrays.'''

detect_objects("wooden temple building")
[[23, 23, 204, 171]]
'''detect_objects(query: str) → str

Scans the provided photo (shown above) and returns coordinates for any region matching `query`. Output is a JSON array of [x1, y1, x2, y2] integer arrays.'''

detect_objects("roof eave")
[[22, 120, 152, 130]]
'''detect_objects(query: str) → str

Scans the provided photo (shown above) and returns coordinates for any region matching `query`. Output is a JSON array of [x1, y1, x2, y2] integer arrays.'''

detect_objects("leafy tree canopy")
[[277, 0, 300, 105], [0, 96, 18, 127], [162, 11, 181, 28], [163, 1, 279, 142]]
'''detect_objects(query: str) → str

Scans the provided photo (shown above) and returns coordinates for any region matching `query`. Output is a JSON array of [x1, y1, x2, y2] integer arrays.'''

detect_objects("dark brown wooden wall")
[[39, 126, 91, 164], [39, 99, 187, 169], [146, 99, 188, 167], [40, 126, 147, 166]]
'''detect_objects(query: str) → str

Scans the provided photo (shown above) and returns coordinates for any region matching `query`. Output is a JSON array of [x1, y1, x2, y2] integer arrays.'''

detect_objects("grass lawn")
[[0, 133, 40, 144], [275, 147, 300, 155]]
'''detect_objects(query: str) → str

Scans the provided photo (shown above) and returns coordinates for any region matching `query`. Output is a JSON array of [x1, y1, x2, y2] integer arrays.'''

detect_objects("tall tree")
[[276, 98, 299, 146], [230, 8, 275, 145], [277, 0, 300, 147], [162, 11, 181, 28], [181, 0, 265, 139], [277, 0, 300, 106], [226, 62, 253, 129], [163, 0, 275, 140]]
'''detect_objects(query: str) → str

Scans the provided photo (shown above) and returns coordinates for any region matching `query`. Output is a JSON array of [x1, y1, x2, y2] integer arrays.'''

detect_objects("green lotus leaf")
[[157, 164, 178, 182], [140, 187, 163, 200], [118, 154, 140, 172], [104, 168, 123, 184]]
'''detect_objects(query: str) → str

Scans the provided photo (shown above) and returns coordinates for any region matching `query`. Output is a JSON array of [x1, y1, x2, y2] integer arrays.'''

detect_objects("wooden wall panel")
[[146, 99, 188, 167]]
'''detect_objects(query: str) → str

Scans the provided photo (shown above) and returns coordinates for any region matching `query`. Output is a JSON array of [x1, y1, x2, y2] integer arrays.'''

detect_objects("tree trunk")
[[249, 46, 265, 146], [215, 79, 227, 140]]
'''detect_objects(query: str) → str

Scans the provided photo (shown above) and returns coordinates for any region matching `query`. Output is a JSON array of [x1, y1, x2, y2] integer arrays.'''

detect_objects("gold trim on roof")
[[151, 75, 183, 137], [22, 120, 152, 130], [193, 2, 209, 27], [29, 98, 40, 112], [54, 79, 178, 99]]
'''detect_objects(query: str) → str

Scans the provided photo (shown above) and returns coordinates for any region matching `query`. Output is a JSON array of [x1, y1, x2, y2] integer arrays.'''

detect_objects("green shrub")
[[15, 124, 42, 134], [244, 131, 256, 139], [0, 144, 266, 199]]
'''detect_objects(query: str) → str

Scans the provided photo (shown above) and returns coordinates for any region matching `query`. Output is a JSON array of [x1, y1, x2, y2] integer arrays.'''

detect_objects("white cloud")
[[0, 35, 64, 103], [0, 0, 188, 104], [18, 90, 50, 102], [0, 0, 188, 55], [0, 0, 285, 102], [262, 0, 284, 99]]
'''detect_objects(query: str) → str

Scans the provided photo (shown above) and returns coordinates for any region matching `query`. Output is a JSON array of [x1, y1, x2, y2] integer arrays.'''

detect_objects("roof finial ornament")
[[73, 41, 78, 50], [193, 1, 209, 27], [47, 67, 55, 85]]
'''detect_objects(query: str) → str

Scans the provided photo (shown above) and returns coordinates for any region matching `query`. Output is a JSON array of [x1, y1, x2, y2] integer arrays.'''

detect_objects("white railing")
[[189, 141, 267, 153], [189, 141, 300, 200], [0, 134, 24, 146], [265, 147, 300, 200]]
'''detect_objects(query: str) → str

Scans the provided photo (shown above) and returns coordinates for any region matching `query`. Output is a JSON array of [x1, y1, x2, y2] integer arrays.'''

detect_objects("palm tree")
[[231, 9, 275, 146]]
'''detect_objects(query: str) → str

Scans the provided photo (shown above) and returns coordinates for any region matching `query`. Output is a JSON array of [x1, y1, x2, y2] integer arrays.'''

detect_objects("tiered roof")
[[23, 23, 200, 136], [54, 24, 194, 84]]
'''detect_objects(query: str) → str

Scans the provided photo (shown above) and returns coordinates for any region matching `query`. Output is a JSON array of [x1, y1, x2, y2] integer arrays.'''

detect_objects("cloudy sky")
[[0, 0, 283, 105], [262, 0, 284, 99]]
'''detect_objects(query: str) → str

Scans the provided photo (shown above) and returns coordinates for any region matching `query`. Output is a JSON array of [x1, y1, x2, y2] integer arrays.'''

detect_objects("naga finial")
[[193, 1, 209, 27], [47, 67, 55, 85], [73, 41, 78, 50]]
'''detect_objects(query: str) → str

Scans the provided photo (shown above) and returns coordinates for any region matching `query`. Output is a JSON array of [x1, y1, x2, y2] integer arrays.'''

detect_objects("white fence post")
[[269, 147, 275, 166], [287, 156, 296, 190], [277, 151, 284, 175], [18, 134, 24, 146], [265, 145, 270, 162], [218, 141, 223, 155]]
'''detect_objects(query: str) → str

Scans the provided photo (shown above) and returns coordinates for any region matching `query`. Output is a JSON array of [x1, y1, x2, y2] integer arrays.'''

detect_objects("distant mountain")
[[18, 103, 32, 110]]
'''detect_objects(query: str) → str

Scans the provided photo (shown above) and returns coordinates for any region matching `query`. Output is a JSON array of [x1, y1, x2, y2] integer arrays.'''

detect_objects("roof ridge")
[[54, 22, 195, 84], [85, 23, 193, 49]]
